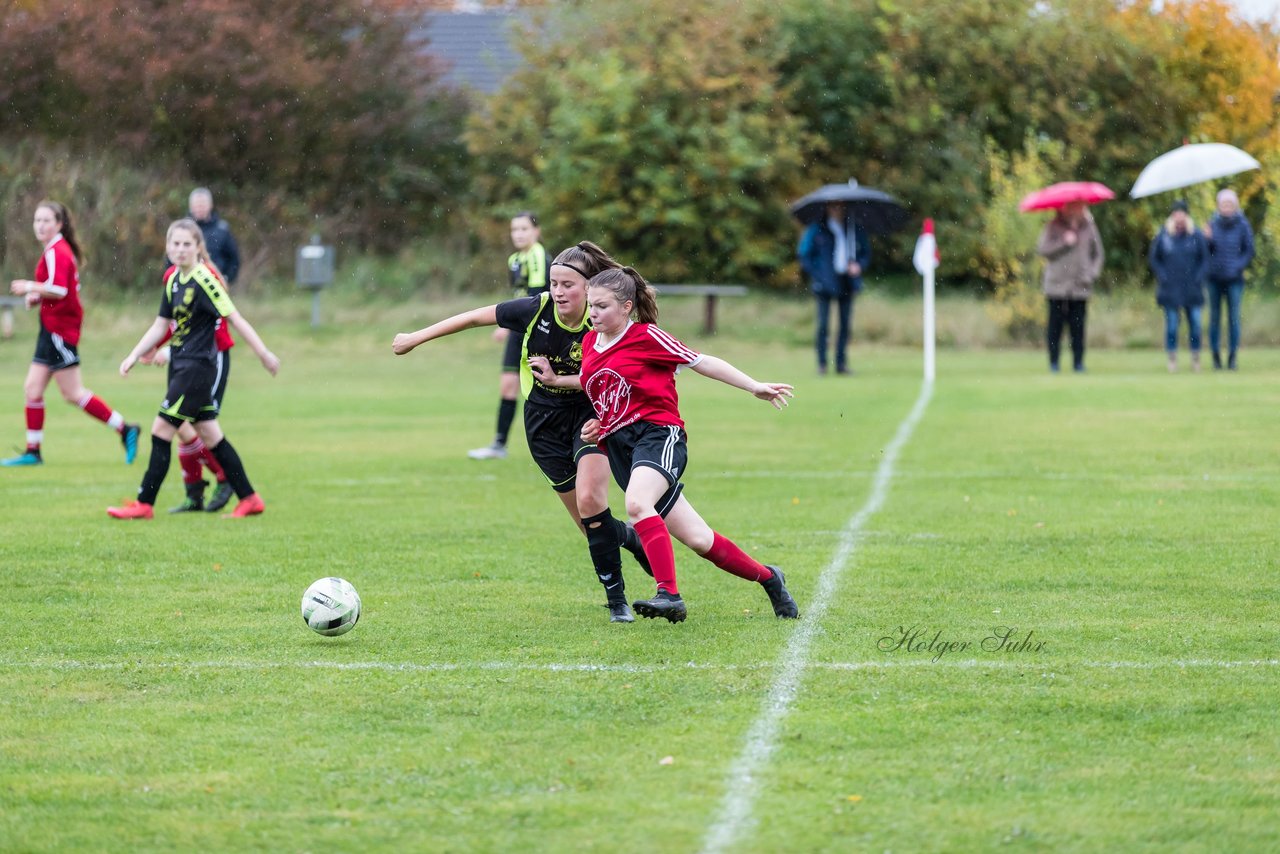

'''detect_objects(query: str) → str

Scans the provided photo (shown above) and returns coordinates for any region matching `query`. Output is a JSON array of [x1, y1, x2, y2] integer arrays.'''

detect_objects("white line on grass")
[[1, 658, 1276, 673], [699, 380, 935, 854]]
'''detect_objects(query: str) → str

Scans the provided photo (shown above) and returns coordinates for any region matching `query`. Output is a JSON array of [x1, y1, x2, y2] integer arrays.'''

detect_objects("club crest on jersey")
[[584, 368, 632, 424], [569, 341, 583, 363]]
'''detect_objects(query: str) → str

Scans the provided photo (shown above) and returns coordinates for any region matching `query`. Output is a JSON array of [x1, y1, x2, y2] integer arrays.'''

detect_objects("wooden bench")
[[0, 295, 23, 340], [650, 284, 748, 335]]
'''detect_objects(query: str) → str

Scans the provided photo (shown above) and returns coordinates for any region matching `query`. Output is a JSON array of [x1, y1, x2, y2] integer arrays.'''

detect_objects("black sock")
[[209, 438, 254, 499], [583, 508, 626, 603], [137, 436, 172, 505], [495, 398, 517, 446], [615, 518, 653, 576]]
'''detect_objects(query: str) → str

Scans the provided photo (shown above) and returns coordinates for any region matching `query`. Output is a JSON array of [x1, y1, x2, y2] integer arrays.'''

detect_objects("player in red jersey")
[[574, 266, 798, 623], [107, 219, 279, 520], [393, 242, 652, 622], [3, 201, 140, 467]]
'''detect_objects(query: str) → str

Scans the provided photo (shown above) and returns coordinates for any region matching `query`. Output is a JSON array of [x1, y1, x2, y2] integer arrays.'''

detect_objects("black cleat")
[[761, 565, 799, 619], [633, 591, 687, 623], [205, 480, 233, 513], [170, 479, 207, 513], [620, 522, 653, 577], [606, 601, 635, 623]]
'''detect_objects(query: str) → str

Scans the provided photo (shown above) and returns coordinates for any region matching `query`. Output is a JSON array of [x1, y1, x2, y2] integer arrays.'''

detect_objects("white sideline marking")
[[700, 380, 935, 854], [0, 658, 1276, 673]]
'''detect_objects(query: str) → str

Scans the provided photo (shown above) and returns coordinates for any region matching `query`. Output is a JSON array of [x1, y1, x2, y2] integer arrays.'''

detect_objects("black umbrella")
[[789, 180, 910, 234]]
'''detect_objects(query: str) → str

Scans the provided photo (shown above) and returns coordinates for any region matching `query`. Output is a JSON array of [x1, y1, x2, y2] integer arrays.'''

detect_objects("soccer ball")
[[301, 577, 361, 636]]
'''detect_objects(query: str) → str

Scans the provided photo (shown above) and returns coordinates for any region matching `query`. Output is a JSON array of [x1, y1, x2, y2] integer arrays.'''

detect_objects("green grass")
[[1, 303, 1277, 852]]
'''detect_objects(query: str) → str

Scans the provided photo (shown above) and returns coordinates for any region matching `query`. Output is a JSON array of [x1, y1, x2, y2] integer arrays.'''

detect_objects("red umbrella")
[[1018, 181, 1115, 213]]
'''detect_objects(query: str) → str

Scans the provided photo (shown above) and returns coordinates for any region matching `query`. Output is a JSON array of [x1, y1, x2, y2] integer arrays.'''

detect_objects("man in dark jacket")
[[1149, 199, 1208, 373], [188, 188, 241, 286], [1203, 188, 1254, 370], [797, 202, 872, 375]]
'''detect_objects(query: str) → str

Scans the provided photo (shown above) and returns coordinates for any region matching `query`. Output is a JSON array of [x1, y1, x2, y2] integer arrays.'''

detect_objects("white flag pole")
[[913, 218, 939, 383]]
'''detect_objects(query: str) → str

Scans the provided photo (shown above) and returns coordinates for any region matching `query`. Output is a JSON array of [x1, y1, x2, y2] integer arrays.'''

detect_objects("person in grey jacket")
[[1148, 200, 1208, 373], [1202, 188, 1254, 370], [1036, 201, 1103, 372]]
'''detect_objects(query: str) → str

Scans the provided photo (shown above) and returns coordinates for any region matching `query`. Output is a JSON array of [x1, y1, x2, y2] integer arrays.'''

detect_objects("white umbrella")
[[1130, 143, 1261, 198]]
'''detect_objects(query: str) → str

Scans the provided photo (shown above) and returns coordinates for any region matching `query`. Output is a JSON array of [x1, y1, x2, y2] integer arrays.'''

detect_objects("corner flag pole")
[[913, 218, 939, 383]]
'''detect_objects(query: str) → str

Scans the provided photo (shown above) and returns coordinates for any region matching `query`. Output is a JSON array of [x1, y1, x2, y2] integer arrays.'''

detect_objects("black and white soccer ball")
[[301, 577, 361, 636]]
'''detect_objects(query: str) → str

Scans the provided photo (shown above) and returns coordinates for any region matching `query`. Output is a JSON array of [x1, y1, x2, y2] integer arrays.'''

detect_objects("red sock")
[[25, 399, 44, 451], [701, 532, 772, 583], [634, 515, 679, 595], [196, 442, 226, 481], [178, 441, 205, 485], [78, 392, 115, 426]]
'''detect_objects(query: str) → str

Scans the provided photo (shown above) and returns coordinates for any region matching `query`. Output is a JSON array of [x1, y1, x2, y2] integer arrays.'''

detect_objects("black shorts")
[[500, 328, 524, 373], [524, 400, 605, 493], [32, 328, 80, 371], [159, 359, 220, 426], [602, 421, 687, 517], [211, 349, 231, 412]]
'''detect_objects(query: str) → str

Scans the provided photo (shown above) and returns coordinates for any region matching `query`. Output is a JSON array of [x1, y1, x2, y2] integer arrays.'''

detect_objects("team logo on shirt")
[[569, 342, 583, 363], [584, 368, 632, 428]]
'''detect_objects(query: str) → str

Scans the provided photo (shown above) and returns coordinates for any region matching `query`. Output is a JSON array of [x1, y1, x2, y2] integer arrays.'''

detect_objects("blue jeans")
[[1206, 280, 1243, 355], [815, 280, 854, 370], [1163, 306, 1202, 352]]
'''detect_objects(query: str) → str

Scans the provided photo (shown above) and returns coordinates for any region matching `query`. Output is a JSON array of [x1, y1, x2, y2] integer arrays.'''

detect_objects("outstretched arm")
[[690, 355, 793, 410], [393, 305, 499, 355], [120, 318, 172, 376], [227, 311, 280, 376]]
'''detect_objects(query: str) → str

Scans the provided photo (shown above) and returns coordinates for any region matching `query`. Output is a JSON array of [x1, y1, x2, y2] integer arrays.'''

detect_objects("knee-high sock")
[[495, 398, 517, 446], [634, 515, 678, 595], [177, 440, 206, 485], [195, 439, 226, 482], [77, 391, 124, 431], [137, 437, 172, 506], [209, 438, 254, 499], [582, 508, 625, 601], [700, 531, 772, 583], [25, 398, 44, 451]]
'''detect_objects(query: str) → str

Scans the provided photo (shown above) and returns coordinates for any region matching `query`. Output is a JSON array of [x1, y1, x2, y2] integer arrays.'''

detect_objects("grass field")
[[1, 301, 1278, 852]]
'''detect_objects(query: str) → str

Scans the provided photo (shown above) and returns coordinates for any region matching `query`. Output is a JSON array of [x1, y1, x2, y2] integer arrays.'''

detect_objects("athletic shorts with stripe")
[[32, 327, 80, 371], [524, 400, 605, 493], [211, 349, 231, 413], [602, 421, 687, 517], [158, 359, 219, 426]]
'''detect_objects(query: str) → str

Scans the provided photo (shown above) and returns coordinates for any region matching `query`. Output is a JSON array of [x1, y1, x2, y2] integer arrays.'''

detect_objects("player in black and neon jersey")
[[394, 241, 651, 622], [468, 212, 550, 460], [107, 219, 280, 520]]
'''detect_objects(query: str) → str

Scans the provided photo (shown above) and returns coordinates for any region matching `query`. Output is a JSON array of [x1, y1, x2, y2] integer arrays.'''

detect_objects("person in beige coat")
[[1036, 201, 1103, 372]]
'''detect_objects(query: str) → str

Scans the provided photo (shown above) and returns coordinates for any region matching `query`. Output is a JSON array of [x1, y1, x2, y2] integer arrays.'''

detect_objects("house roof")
[[412, 10, 530, 95]]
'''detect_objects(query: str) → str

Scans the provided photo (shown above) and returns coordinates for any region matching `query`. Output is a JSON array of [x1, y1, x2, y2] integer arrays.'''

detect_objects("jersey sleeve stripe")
[[42, 248, 57, 287], [646, 326, 701, 363]]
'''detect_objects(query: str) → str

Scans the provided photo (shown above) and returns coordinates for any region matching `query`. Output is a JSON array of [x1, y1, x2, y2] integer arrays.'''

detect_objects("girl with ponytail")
[[393, 241, 652, 623], [575, 266, 799, 623], [3, 201, 142, 468]]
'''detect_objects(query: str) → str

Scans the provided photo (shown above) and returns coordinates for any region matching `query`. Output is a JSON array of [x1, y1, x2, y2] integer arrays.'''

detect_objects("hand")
[[492, 327, 509, 343], [152, 346, 170, 367], [119, 355, 138, 377], [11, 279, 33, 296], [25, 291, 41, 309], [580, 418, 602, 444], [528, 355, 555, 385], [848, 262, 862, 277], [392, 333, 418, 355], [752, 382, 794, 410], [1202, 223, 1213, 238], [260, 350, 280, 376], [1063, 230, 1078, 247]]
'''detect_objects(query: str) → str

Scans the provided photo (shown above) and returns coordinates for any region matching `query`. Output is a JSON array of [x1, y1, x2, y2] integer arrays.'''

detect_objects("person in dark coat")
[[188, 188, 241, 286], [797, 202, 871, 375], [1202, 188, 1254, 370], [1148, 199, 1208, 373]]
